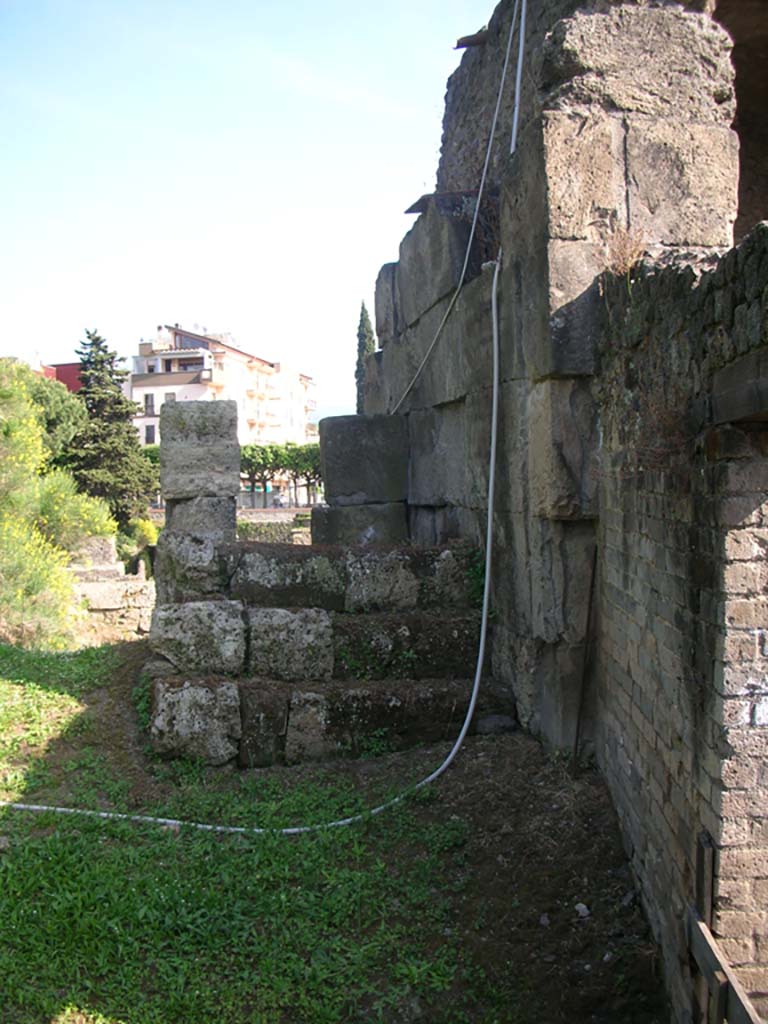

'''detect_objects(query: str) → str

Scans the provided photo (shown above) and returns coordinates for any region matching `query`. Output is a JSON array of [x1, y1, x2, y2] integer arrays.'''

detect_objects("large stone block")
[[542, 240, 603, 379], [626, 117, 738, 248], [320, 414, 408, 506], [529, 519, 596, 647], [150, 600, 246, 675], [70, 534, 119, 566], [408, 401, 466, 506], [332, 611, 479, 681], [282, 678, 512, 765], [154, 532, 223, 604], [160, 401, 240, 500], [150, 678, 241, 765], [77, 580, 130, 611], [345, 549, 419, 613], [345, 545, 475, 613], [164, 497, 237, 541], [528, 379, 598, 519], [238, 684, 289, 768], [226, 544, 346, 610], [374, 262, 401, 346], [247, 608, 334, 681], [160, 399, 238, 443], [310, 503, 408, 546], [543, 8, 735, 125], [396, 203, 475, 329], [543, 111, 625, 242], [284, 691, 332, 763]]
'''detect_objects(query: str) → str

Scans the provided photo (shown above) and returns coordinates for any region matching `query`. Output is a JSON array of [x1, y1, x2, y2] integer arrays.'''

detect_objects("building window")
[[147, 361, 156, 373], [144, 394, 155, 415], [164, 359, 172, 372], [145, 424, 155, 444], [164, 392, 176, 404]]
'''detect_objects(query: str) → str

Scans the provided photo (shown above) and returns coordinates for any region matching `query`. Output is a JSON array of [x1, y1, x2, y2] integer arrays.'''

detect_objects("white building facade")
[[129, 324, 317, 448]]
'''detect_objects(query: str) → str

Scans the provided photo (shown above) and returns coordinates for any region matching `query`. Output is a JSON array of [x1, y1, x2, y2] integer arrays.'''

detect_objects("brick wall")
[[596, 229, 768, 1016]]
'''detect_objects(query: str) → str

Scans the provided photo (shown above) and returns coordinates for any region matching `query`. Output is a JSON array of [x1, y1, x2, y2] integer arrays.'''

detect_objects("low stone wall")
[[69, 535, 154, 646]]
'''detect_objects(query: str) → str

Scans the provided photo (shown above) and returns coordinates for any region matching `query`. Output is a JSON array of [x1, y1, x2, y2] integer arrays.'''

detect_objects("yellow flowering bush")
[[0, 514, 78, 650], [34, 470, 116, 554]]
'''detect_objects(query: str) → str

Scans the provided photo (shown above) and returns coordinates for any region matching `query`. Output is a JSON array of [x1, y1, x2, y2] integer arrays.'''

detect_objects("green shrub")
[[33, 469, 116, 554], [236, 519, 294, 544], [0, 514, 79, 650]]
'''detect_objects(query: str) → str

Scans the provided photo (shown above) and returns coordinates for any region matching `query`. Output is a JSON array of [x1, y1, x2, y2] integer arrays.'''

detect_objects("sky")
[[0, 0, 487, 420]]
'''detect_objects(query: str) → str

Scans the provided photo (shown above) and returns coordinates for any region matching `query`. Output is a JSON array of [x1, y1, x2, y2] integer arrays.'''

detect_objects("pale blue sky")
[[0, 0, 487, 418]]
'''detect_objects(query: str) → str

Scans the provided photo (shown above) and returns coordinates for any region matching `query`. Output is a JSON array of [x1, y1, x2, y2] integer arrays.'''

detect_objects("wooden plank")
[[688, 909, 763, 1024], [709, 969, 727, 1024], [697, 831, 715, 928]]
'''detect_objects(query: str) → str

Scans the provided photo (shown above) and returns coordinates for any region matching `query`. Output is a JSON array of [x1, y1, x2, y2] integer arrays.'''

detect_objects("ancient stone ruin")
[[148, 1, 768, 1020], [148, 400, 511, 766]]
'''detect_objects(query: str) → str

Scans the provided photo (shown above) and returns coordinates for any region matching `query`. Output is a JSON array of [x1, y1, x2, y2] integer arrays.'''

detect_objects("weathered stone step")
[[151, 601, 480, 681], [157, 537, 479, 611], [70, 564, 127, 582], [149, 672, 515, 767]]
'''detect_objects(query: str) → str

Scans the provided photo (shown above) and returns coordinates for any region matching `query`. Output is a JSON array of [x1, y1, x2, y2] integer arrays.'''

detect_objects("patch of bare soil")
[[45, 643, 668, 1023]]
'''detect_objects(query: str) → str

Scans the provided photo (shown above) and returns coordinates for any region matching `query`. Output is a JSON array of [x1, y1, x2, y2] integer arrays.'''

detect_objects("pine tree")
[[64, 329, 155, 529], [355, 302, 376, 414]]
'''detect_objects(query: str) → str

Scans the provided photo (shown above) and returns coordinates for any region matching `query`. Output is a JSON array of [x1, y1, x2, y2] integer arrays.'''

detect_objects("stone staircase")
[[146, 401, 514, 767], [148, 541, 513, 766]]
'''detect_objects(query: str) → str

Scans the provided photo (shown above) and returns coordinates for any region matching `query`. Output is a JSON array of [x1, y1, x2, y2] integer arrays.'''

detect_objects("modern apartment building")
[[129, 324, 317, 447]]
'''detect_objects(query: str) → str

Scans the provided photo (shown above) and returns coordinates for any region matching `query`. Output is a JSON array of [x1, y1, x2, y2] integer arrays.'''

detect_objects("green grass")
[[0, 643, 469, 1024]]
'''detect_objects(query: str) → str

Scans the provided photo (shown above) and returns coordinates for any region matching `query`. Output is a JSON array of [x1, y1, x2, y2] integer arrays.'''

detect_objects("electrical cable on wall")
[[1, 0, 527, 838]]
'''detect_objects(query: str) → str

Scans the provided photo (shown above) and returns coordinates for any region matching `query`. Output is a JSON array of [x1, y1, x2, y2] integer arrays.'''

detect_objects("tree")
[[299, 443, 322, 505], [64, 330, 155, 529], [0, 359, 87, 468], [355, 302, 376, 414], [241, 443, 282, 508], [0, 359, 115, 649], [282, 443, 307, 506]]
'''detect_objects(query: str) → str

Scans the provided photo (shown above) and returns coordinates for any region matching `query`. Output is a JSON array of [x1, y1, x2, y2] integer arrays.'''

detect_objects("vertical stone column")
[[311, 414, 410, 546], [150, 401, 246, 677]]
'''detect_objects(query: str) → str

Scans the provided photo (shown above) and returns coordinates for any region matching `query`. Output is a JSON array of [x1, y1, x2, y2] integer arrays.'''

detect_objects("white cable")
[[509, 0, 527, 155], [0, 253, 504, 838], [390, 0, 522, 415]]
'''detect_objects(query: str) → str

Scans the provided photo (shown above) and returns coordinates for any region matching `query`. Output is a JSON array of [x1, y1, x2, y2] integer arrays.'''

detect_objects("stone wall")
[[596, 228, 768, 1017], [361, 0, 768, 1019], [69, 535, 155, 646]]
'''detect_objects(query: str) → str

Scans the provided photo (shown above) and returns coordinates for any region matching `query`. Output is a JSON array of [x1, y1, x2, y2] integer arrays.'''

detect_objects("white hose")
[[1, 0, 527, 837]]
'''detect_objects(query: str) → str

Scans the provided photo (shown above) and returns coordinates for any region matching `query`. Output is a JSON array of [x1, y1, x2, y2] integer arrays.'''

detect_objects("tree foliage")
[[240, 442, 323, 507], [65, 330, 155, 529], [241, 443, 283, 508], [355, 302, 376, 415], [0, 358, 115, 649], [8, 361, 88, 467]]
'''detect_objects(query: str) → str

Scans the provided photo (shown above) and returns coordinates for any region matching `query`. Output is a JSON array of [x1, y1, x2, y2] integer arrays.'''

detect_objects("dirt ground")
[[35, 642, 670, 1023]]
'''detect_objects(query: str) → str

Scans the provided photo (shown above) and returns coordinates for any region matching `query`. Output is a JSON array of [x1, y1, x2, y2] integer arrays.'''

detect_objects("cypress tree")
[[64, 329, 155, 529], [355, 302, 376, 414]]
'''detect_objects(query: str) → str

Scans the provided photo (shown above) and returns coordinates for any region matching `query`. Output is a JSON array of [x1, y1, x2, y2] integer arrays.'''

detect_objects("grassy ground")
[[0, 642, 669, 1024]]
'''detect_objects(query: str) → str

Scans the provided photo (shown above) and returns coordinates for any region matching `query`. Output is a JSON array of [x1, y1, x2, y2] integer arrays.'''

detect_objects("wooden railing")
[[689, 832, 763, 1024]]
